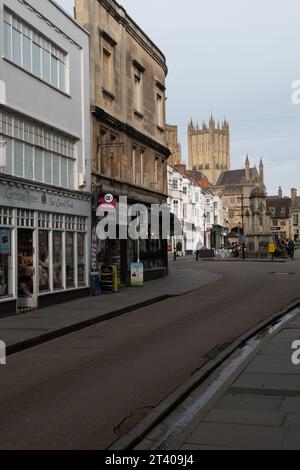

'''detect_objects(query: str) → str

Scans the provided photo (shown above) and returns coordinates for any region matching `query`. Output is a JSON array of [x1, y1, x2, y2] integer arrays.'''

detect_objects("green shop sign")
[[5, 187, 38, 204]]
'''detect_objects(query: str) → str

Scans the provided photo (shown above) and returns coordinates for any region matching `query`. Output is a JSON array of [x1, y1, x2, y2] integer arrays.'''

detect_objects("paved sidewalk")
[[178, 310, 300, 450], [0, 258, 221, 352]]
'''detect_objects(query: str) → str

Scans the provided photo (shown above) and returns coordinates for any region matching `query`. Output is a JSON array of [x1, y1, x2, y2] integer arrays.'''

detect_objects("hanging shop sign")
[[98, 194, 118, 213]]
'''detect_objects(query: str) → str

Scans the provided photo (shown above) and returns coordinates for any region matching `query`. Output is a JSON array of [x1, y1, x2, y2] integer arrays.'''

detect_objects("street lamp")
[[238, 221, 241, 243]]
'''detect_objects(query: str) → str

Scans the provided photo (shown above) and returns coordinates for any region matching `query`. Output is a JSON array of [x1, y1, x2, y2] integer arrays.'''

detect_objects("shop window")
[[17, 210, 34, 228], [39, 230, 50, 292], [0, 207, 14, 226], [66, 232, 75, 288], [0, 228, 13, 298], [38, 212, 51, 229], [77, 217, 87, 232], [53, 231, 63, 290], [53, 214, 64, 230], [77, 233, 86, 286], [66, 216, 76, 231]]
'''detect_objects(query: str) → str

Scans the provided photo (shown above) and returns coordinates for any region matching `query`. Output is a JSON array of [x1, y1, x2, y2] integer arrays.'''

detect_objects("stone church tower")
[[188, 116, 230, 185]]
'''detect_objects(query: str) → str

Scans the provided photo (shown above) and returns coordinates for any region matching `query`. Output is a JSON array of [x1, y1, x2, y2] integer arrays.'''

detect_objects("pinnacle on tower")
[[259, 158, 264, 184], [209, 114, 215, 129], [245, 155, 250, 182]]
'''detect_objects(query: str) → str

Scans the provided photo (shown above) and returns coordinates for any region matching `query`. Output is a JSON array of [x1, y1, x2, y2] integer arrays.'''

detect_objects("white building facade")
[[0, 0, 91, 315], [168, 165, 228, 255], [167, 165, 205, 255], [204, 191, 228, 250]]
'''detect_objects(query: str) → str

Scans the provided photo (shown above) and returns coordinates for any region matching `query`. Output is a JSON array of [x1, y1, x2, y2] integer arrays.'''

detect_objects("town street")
[[0, 256, 299, 449]]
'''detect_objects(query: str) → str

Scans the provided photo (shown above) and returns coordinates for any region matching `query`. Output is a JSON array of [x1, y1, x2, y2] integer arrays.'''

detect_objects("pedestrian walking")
[[176, 241, 183, 257], [288, 239, 295, 259], [195, 241, 201, 262]]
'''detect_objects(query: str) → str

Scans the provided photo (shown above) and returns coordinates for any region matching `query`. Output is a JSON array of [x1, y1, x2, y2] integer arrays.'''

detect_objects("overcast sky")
[[59, 0, 300, 196]]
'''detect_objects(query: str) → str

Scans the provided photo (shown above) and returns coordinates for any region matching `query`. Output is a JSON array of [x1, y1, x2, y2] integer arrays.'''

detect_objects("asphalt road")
[[1, 256, 300, 449]]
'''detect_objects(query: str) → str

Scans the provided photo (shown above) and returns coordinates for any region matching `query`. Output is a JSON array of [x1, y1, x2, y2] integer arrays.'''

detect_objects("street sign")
[[131, 263, 144, 287], [0, 229, 10, 255], [269, 243, 276, 254]]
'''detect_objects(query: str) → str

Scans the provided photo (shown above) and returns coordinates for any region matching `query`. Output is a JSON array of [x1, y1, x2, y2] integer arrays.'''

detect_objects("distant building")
[[165, 124, 182, 165], [167, 164, 204, 255], [213, 156, 265, 233], [167, 163, 227, 255], [267, 187, 293, 241], [188, 116, 230, 185], [291, 188, 300, 241]]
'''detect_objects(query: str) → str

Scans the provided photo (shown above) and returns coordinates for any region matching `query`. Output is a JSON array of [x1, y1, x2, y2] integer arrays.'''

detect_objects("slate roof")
[[267, 197, 291, 219], [216, 168, 258, 186]]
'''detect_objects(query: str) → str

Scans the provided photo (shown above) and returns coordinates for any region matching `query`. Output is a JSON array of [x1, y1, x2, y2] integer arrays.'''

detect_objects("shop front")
[[94, 193, 168, 286], [0, 177, 91, 316]]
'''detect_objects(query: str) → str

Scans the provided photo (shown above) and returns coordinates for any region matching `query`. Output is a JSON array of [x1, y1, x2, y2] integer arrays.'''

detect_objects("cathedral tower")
[[188, 116, 230, 185]]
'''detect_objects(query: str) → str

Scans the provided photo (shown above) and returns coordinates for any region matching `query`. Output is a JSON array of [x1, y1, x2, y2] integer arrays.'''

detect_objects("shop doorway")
[[17, 229, 36, 309]]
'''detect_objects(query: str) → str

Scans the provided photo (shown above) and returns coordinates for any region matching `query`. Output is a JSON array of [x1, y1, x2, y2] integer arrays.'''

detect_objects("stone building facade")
[[267, 187, 293, 241], [291, 188, 300, 242], [188, 116, 230, 185], [213, 157, 266, 233], [75, 0, 170, 284], [165, 124, 182, 166]]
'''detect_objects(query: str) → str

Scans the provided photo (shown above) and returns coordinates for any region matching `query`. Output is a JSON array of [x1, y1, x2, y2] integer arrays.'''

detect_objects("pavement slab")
[[184, 422, 287, 450]]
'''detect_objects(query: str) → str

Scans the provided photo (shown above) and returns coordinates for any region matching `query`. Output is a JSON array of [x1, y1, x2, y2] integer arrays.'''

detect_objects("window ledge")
[[2, 57, 71, 99], [102, 88, 115, 101], [134, 109, 144, 119]]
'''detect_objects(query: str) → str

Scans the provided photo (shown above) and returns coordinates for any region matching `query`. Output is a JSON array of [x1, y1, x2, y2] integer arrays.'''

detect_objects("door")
[[17, 229, 35, 309]]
